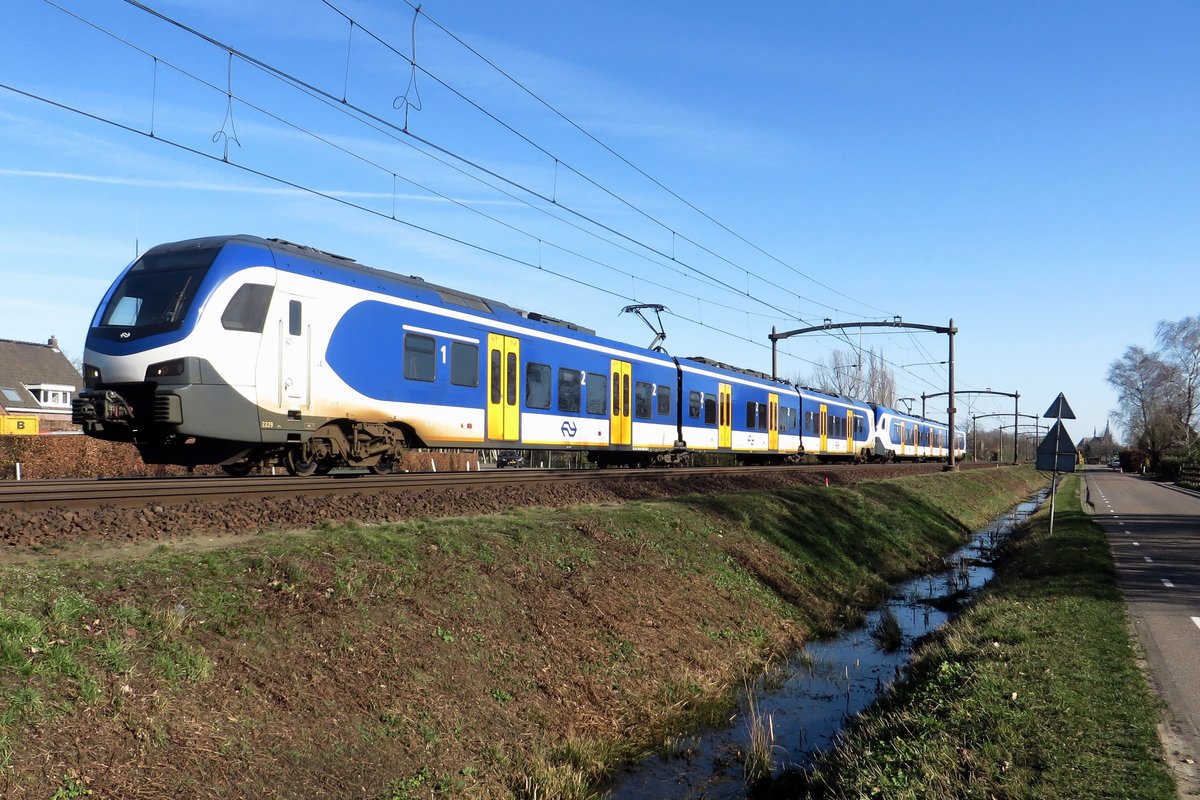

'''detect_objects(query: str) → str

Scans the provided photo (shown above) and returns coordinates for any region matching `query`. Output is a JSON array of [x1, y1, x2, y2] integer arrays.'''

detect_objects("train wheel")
[[285, 449, 320, 477], [369, 454, 395, 475]]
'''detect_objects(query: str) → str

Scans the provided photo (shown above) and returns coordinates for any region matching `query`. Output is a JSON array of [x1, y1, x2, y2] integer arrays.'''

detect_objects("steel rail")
[[0, 463, 920, 512]]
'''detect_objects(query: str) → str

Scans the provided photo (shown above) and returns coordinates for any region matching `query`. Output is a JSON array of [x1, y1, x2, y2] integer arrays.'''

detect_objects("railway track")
[[0, 462, 987, 552], [0, 463, 954, 512]]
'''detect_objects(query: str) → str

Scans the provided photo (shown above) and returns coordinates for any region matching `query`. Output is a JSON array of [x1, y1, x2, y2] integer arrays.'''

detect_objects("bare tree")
[[1155, 316, 1200, 450], [1107, 345, 1172, 456], [864, 349, 896, 407], [800, 347, 895, 405]]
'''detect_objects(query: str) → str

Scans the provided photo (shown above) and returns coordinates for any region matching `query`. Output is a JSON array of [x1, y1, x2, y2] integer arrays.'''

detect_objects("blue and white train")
[[72, 235, 964, 475]]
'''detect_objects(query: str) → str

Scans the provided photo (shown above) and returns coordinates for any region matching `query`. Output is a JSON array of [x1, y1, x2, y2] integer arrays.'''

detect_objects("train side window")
[[450, 342, 479, 387], [891, 421, 902, 440], [586, 372, 607, 415], [221, 283, 274, 332], [758, 403, 768, 431], [526, 362, 551, 409], [404, 334, 436, 381], [558, 368, 582, 413], [703, 393, 717, 425], [288, 300, 302, 336], [745, 401, 756, 428], [657, 385, 671, 416], [689, 391, 702, 419], [634, 382, 653, 419], [854, 416, 865, 437]]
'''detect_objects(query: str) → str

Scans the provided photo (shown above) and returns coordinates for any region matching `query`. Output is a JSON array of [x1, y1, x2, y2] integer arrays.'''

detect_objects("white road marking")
[[1192, 617, 1200, 632], [1132, 541, 1140, 546], [1162, 578, 1176, 588], [1144, 556, 1153, 563]]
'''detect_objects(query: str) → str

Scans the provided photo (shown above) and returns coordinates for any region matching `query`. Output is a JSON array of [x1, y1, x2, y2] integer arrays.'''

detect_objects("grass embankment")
[[0, 467, 1044, 799], [804, 474, 1176, 800]]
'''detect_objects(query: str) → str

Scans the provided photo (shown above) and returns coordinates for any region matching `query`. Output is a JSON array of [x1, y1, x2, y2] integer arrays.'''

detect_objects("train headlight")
[[146, 358, 186, 379], [82, 363, 102, 387]]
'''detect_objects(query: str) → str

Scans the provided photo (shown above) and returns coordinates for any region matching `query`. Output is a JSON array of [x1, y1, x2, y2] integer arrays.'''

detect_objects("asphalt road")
[[1084, 466, 1200, 797]]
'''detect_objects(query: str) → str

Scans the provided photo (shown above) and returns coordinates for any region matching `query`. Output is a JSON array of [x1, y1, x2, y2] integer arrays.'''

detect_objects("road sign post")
[[1036, 393, 1077, 536]]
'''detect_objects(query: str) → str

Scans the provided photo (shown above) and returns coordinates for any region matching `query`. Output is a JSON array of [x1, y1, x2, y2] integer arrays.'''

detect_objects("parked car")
[[1109, 458, 1121, 470], [497, 450, 525, 468]]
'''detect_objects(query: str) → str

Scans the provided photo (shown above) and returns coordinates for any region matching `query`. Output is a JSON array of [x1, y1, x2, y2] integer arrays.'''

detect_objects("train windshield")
[[93, 246, 221, 341]]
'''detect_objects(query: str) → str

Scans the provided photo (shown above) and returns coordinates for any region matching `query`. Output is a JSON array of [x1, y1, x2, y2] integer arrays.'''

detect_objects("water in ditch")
[[602, 489, 1049, 800]]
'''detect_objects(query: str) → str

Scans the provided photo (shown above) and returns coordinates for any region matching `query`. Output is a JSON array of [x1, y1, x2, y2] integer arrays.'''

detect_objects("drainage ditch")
[[603, 489, 1050, 799]]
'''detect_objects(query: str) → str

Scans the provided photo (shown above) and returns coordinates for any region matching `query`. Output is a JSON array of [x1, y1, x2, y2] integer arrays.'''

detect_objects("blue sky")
[[1, 0, 1196, 446]]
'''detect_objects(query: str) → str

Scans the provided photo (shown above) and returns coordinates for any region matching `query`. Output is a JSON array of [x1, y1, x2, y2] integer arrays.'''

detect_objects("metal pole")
[[922, 393, 927, 419], [1049, 470, 1058, 536], [771, 326, 778, 381], [947, 318, 957, 470], [1013, 392, 1020, 465]]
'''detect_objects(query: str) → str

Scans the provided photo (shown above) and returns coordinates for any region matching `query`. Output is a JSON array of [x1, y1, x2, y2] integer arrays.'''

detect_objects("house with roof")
[[0, 337, 83, 431]]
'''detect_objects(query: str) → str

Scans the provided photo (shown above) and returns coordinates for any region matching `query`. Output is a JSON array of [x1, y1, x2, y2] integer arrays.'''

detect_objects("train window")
[[404, 334, 436, 381], [745, 402, 756, 429], [220, 283, 273, 332], [780, 407, 795, 432], [854, 416, 865, 437], [94, 247, 215, 341], [450, 342, 479, 387], [689, 391, 702, 419], [634, 382, 652, 419], [490, 350, 501, 404], [891, 421, 902, 440], [289, 301, 302, 337], [558, 368, 582, 413], [586, 372, 607, 415], [526, 363, 551, 409], [506, 353, 517, 405], [703, 393, 717, 425], [657, 386, 671, 417]]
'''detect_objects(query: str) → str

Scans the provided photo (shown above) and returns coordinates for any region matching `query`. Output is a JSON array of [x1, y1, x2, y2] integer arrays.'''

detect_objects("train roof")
[[180, 234, 598, 338]]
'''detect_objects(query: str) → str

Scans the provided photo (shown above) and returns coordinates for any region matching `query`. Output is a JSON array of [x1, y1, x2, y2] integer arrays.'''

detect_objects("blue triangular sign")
[[1043, 392, 1076, 420], [1036, 420, 1077, 472]]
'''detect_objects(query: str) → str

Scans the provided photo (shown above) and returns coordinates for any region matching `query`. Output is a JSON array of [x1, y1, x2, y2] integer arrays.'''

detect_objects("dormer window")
[[27, 383, 73, 409]]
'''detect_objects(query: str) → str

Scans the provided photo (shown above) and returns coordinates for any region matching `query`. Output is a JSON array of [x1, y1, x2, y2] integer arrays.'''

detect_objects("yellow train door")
[[487, 333, 520, 442], [819, 403, 828, 453], [610, 360, 632, 446], [768, 393, 779, 451], [846, 410, 855, 455], [718, 383, 733, 449]]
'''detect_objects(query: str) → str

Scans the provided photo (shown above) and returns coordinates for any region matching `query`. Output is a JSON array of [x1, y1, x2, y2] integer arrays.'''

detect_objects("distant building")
[[1077, 421, 1118, 464], [0, 336, 83, 431]]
